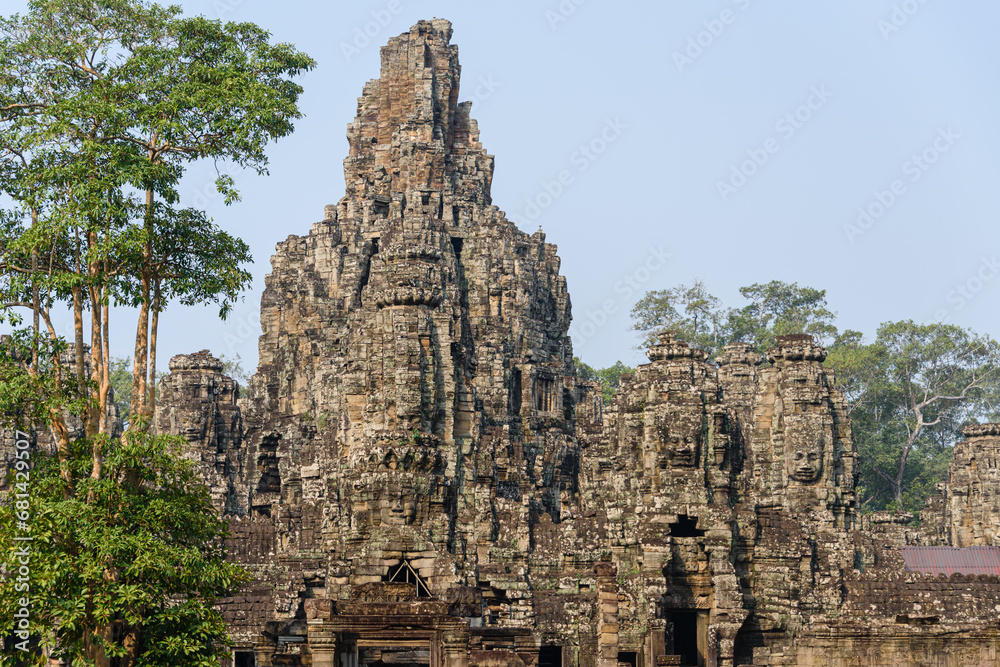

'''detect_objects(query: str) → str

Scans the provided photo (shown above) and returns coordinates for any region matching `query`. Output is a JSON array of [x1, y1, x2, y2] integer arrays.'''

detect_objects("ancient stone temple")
[[145, 19, 1000, 667]]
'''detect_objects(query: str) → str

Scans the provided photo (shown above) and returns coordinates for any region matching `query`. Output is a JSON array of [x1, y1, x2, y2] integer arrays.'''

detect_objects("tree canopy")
[[835, 321, 1000, 511], [629, 279, 837, 357], [0, 0, 313, 662], [0, 426, 245, 666]]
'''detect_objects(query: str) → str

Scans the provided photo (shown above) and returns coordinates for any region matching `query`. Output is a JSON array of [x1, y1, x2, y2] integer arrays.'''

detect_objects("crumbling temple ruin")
[[20, 18, 1000, 667]]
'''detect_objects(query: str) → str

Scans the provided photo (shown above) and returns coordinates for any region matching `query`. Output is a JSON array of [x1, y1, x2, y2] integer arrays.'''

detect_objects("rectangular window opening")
[[535, 376, 554, 413]]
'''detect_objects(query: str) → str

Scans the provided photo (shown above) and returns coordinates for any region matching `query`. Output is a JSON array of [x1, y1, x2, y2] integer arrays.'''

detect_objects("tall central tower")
[[211, 19, 582, 657]]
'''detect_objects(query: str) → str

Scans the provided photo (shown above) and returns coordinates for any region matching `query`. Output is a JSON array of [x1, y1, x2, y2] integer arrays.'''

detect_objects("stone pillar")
[[646, 619, 666, 667], [443, 629, 469, 667], [309, 624, 339, 667], [253, 637, 274, 667], [595, 562, 619, 667]]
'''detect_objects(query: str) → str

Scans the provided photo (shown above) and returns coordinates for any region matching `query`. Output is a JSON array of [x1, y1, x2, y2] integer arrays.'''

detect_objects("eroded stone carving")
[[787, 436, 824, 484]]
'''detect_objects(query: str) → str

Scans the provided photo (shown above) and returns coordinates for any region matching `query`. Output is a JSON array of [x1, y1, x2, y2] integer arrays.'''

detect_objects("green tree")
[[724, 281, 838, 351], [630, 280, 837, 357], [630, 279, 726, 355], [109, 355, 133, 419], [0, 0, 313, 438], [219, 352, 250, 389], [0, 419, 245, 665], [573, 357, 629, 406], [829, 321, 1000, 512], [0, 0, 312, 661]]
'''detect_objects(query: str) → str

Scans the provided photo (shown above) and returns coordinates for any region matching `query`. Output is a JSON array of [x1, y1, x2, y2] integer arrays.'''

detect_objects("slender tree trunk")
[[89, 284, 110, 436], [83, 283, 101, 437], [75, 225, 87, 402], [36, 306, 74, 488], [130, 189, 155, 425], [148, 279, 160, 421], [85, 228, 105, 481], [102, 265, 111, 429]]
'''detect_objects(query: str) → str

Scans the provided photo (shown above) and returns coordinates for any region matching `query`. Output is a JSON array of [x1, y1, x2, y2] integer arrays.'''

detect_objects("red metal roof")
[[901, 546, 1000, 576]]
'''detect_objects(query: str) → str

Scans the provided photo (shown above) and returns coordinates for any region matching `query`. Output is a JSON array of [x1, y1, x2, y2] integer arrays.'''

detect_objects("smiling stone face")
[[670, 434, 700, 467], [658, 420, 701, 468], [788, 438, 824, 484]]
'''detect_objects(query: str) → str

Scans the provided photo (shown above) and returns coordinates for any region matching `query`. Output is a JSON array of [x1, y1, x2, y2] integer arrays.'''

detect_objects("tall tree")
[[630, 280, 837, 357], [630, 279, 726, 354], [0, 0, 313, 662], [829, 321, 1000, 511], [725, 281, 838, 351], [0, 0, 313, 437]]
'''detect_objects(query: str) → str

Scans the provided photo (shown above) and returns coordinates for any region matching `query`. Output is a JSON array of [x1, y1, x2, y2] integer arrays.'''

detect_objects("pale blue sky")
[[4, 0, 999, 371]]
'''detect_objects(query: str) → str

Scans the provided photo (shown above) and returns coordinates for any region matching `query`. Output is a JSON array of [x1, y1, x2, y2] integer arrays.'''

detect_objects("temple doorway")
[[670, 610, 707, 667]]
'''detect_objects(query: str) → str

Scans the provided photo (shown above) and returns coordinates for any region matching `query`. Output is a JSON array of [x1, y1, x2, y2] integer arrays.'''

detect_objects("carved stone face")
[[788, 439, 823, 484], [379, 480, 417, 526], [666, 432, 700, 467]]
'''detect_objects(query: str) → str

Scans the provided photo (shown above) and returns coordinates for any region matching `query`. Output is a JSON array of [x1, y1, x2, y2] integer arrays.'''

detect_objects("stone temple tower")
[[198, 18, 581, 666], [144, 18, 1000, 667]]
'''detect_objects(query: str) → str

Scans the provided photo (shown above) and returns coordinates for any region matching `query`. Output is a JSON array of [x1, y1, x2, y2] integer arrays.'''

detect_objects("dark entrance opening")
[[668, 514, 705, 538], [618, 651, 637, 667], [539, 646, 562, 667], [234, 651, 255, 667], [672, 612, 701, 666], [451, 237, 464, 255]]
